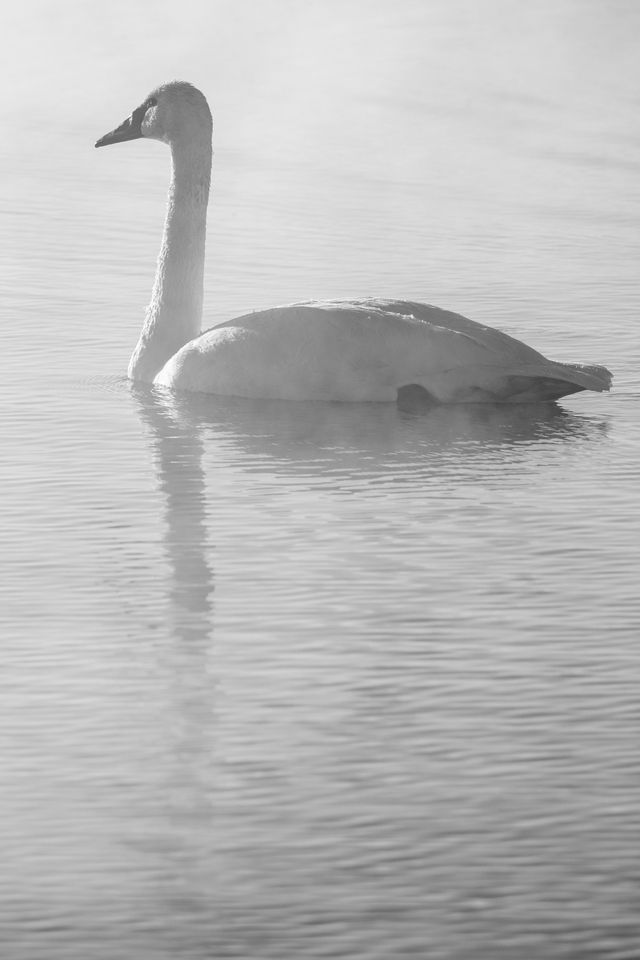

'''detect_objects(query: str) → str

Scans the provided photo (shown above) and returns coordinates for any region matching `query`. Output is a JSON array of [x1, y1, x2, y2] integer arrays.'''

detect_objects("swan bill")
[[95, 107, 146, 148]]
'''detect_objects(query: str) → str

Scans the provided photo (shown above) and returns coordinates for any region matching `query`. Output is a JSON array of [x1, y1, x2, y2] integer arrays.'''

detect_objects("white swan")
[[96, 81, 612, 403]]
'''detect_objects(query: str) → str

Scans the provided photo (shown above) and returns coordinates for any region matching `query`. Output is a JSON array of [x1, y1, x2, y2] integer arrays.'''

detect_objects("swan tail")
[[488, 361, 612, 403], [414, 360, 613, 404], [548, 361, 613, 393], [481, 361, 611, 403]]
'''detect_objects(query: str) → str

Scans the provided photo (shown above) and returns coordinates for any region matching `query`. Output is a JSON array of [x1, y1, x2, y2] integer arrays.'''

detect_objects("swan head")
[[95, 81, 212, 149]]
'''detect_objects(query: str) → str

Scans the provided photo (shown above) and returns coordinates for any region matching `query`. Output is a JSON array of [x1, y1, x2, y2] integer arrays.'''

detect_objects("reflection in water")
[[139, 384, 607, 482], [132, 381, 607, 657], [0, 378, 629, 960], [120, 385, 623, 959], [134, 385, 214, 645], [132, 387, 219, 948]]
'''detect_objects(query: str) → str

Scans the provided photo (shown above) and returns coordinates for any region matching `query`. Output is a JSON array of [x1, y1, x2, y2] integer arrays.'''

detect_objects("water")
[[2, 1, 640, 957]]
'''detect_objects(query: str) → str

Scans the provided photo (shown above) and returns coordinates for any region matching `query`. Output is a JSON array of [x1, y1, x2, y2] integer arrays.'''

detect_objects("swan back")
[[155, 298, 612, 402]]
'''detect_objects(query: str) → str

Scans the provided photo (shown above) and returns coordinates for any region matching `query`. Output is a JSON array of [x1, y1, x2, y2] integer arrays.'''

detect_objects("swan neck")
[[128, 133, 212, 382]]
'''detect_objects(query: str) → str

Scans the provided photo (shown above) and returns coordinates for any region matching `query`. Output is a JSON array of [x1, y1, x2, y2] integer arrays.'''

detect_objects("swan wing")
[[155, 299, 612, 402]]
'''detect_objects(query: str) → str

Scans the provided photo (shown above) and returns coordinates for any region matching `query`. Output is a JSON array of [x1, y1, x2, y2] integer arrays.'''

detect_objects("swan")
[[95, 81, 612, 403]]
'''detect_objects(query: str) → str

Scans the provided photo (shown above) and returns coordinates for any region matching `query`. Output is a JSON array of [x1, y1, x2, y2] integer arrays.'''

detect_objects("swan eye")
[[145, 97, 158, 109]]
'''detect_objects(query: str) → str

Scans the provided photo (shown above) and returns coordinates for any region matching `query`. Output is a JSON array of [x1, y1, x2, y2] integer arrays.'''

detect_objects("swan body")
[[96, 81, 612, 404]]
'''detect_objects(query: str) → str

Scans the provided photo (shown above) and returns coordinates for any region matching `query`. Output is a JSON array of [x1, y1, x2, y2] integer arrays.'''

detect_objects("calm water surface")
[[2, 1, 640, 957]]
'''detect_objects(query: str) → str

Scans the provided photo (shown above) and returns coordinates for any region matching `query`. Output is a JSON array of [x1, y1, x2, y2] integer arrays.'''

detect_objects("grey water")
[[2, 1, 640, 957]]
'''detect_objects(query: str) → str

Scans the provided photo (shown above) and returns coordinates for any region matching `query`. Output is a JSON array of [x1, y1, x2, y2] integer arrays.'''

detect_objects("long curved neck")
[[128, 134, 212, 382]]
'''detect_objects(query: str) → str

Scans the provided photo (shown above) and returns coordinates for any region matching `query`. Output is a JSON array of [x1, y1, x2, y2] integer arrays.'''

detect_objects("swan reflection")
[[128, 383, 612, 952], [131, 382, 608, 656], [136, 384, 608, 485], [134, 386, 214, 646]]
